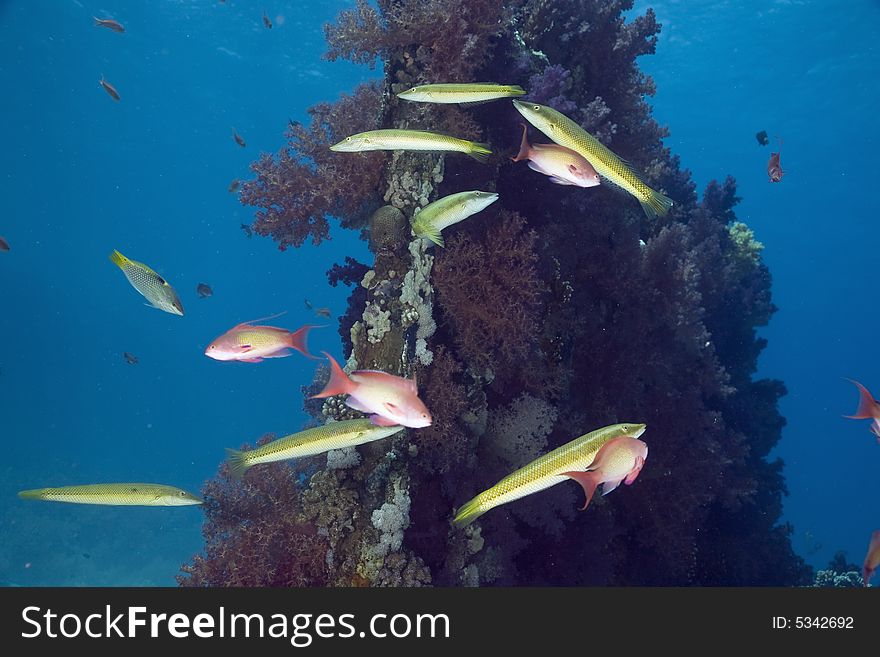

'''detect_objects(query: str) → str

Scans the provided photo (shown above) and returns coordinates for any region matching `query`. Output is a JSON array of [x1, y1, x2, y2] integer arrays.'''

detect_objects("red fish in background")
[[864, 530, 880, 587], [561, 435, 648, 511], [844, 379, 880, 443], [767, 137, 784, 182], [94, 17, 125, 33], [0, 236, 9, 252]]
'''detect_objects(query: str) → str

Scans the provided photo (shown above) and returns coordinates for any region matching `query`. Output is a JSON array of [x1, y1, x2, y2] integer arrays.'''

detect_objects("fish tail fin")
[[510, 123, 530, 162], [639, 188, 674, 218], [509, 85, 526, 96], [844, 378, 879, 419], [225, 448, 251, 480], [561, 471, 601, 511], [467, 142, 492, 163], [17, 489, 44, 500], [288, 325, 322, 359], [109, 249, 128, 270], [311, 351, 355, 398], [453, 495, 487, 528]]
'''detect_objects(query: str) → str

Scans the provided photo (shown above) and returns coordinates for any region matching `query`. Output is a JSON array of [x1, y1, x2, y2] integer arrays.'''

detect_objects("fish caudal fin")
[[511, 123, 531, 162], [225, 448, 251, 480], [561, 471, 601, 511], [288, 325, 321, 359], [467, 142, 492, 164], [639, 189, 674, 218], [108, 249, 128, 270], [844, 379, 879, 419], [453, 496, 487, 528], [311, 352, 355, 399]]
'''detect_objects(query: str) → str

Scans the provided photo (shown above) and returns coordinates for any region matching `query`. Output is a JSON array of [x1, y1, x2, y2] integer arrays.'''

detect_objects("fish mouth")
[[633, 424, 647, 439]]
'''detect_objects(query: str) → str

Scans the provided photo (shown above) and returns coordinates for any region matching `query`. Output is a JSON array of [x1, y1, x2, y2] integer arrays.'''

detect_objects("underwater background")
[[0, 0, 876, 586]]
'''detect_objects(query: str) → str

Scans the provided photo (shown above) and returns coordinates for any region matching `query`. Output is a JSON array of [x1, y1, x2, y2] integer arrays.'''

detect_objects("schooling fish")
[[225, 419, 405, 479], [123, 352, 139, 365], [18, 483, 203, 506], [232, 129, 246, 147], [767, 140, 784, 182], [196, 282, 213, 298], [205, 316, 319, 362], [397, 83, 526, 105], [864, 530, 880, 587], [844, 378, 880, 443], [330, 129, 492, 163], [99, 76, 120, 101], [411, 190, 498, 247], [512, 100, 673, 218], [0, 236, 9, 252], [453, 423, 647, 527], [262, 10, 273, 29], [93, 17, 125, 33], [311, 352, 433, 428], [511, 123, 600, 188], [109, 249, 184, 316]]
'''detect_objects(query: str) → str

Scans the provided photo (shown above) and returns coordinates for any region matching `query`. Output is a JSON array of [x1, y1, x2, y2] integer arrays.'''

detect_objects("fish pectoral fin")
[[624, 456, 645, 485], [560, 471, 600, 511], [548, 176, 576, 186], [370, 414, 400, 427], [418, 225, 445, 247]]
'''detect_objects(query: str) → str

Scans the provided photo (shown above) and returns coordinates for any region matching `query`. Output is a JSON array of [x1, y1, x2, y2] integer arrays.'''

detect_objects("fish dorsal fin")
[[410, 371, 418, 392], [235, 310, 288, 327]]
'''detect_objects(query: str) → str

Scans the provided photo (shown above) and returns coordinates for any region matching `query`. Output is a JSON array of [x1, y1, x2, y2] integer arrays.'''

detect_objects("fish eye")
[[178, 490, 187, 497], [622, 425, 629, 431], [533, 105, 541, 111]]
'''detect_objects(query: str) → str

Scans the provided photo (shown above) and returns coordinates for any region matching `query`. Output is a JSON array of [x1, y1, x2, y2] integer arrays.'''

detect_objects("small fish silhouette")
[[196, 283, 213, 299], [123, 352, 139, 365], [228, 179, 240, 193], [755, 130, 769, 146], [94, 17, 124, 33], [241, 223, 253, 238], [263, 10, 273, 29], [232, 129, 246, 148], [99, 76, 120, 101]]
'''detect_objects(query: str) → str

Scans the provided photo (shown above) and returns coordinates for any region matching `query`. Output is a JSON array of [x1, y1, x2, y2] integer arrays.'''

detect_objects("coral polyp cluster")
[[183, 0, 810, 587]]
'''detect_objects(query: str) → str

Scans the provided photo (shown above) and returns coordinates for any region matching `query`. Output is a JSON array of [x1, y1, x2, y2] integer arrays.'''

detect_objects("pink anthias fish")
[[205, 315, 319, 363], [844, 378, 880, 443], [311, 352, 432, 429], [561, 435, 648, 511], [864, 530, 880, 587], [511, 123, 601, 187]]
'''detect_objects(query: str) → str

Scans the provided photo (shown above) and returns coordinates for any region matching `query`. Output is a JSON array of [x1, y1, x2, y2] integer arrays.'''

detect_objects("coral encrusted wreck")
[[180, 0, 811, 587]]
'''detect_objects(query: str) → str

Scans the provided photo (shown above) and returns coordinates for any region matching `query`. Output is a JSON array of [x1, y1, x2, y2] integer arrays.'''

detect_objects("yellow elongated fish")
[[397, 83, 526, 105], [18, 483, 203, 506], [512, 100, 673, 218], [329, 129, 492, 163], [225, 418, 405, 479], [412, 190, 499, 247], [109, 249, 184, 315], [453, 422, 646, 527]]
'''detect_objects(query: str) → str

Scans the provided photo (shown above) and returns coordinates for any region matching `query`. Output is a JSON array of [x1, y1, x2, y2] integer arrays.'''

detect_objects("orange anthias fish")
[[232, 129, 246, 147], [864, 530, 880, 587], [205, 316, 319, 363], [311, 352, 432, 428], [767, 138, 784, 182], [561, 435, 648, 511], [99, 76, 120, 101], [511, 123, 600, 187], [93, 17, 125, 33], [844, 379, 880, 443]]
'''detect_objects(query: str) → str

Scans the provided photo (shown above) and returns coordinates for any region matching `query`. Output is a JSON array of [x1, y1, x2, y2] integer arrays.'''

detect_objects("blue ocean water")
[[0, 0, 876, 585]]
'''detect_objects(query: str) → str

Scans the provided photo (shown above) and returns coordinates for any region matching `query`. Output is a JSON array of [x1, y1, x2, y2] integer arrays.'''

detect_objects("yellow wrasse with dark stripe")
[[412, 190, 499, 247], [512, 100, 673, 218], [109, 249, 184, 315], [225, 419, 405, 479], [18, 483, 203, 506], [329, 129, 492, 163], [398, 83, 526, 105], [453, 423, 646, 527]]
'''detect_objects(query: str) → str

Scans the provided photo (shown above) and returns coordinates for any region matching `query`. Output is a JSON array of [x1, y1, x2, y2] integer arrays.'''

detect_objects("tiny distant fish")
[[397, 83, 526, 105], [511, 123, 600, 188], [94, 17, 124, 33], [330, 129, 492, 163], [262, 10, 272, 29], [109, 249, 184, 316], [206, 315, 320, 362], [232, 129, 246, 147], [756, 130, 769, 146], [228, 179, 240, 193], [304, 298, 313, 310], [0, 236, 9, 252], [412, 190, 498, 247], [225, 418, 404, 479], [241, 223, 253, 238], [196, 283, 213, 299], [18, 483, 203, 506], [864, 530, 880, 587], [288, 117, 300, 129], [99, 76, 120, 101], [767, 152, 784, 182], [123, 352, 139, 365], [315, 307, 331, 319]]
